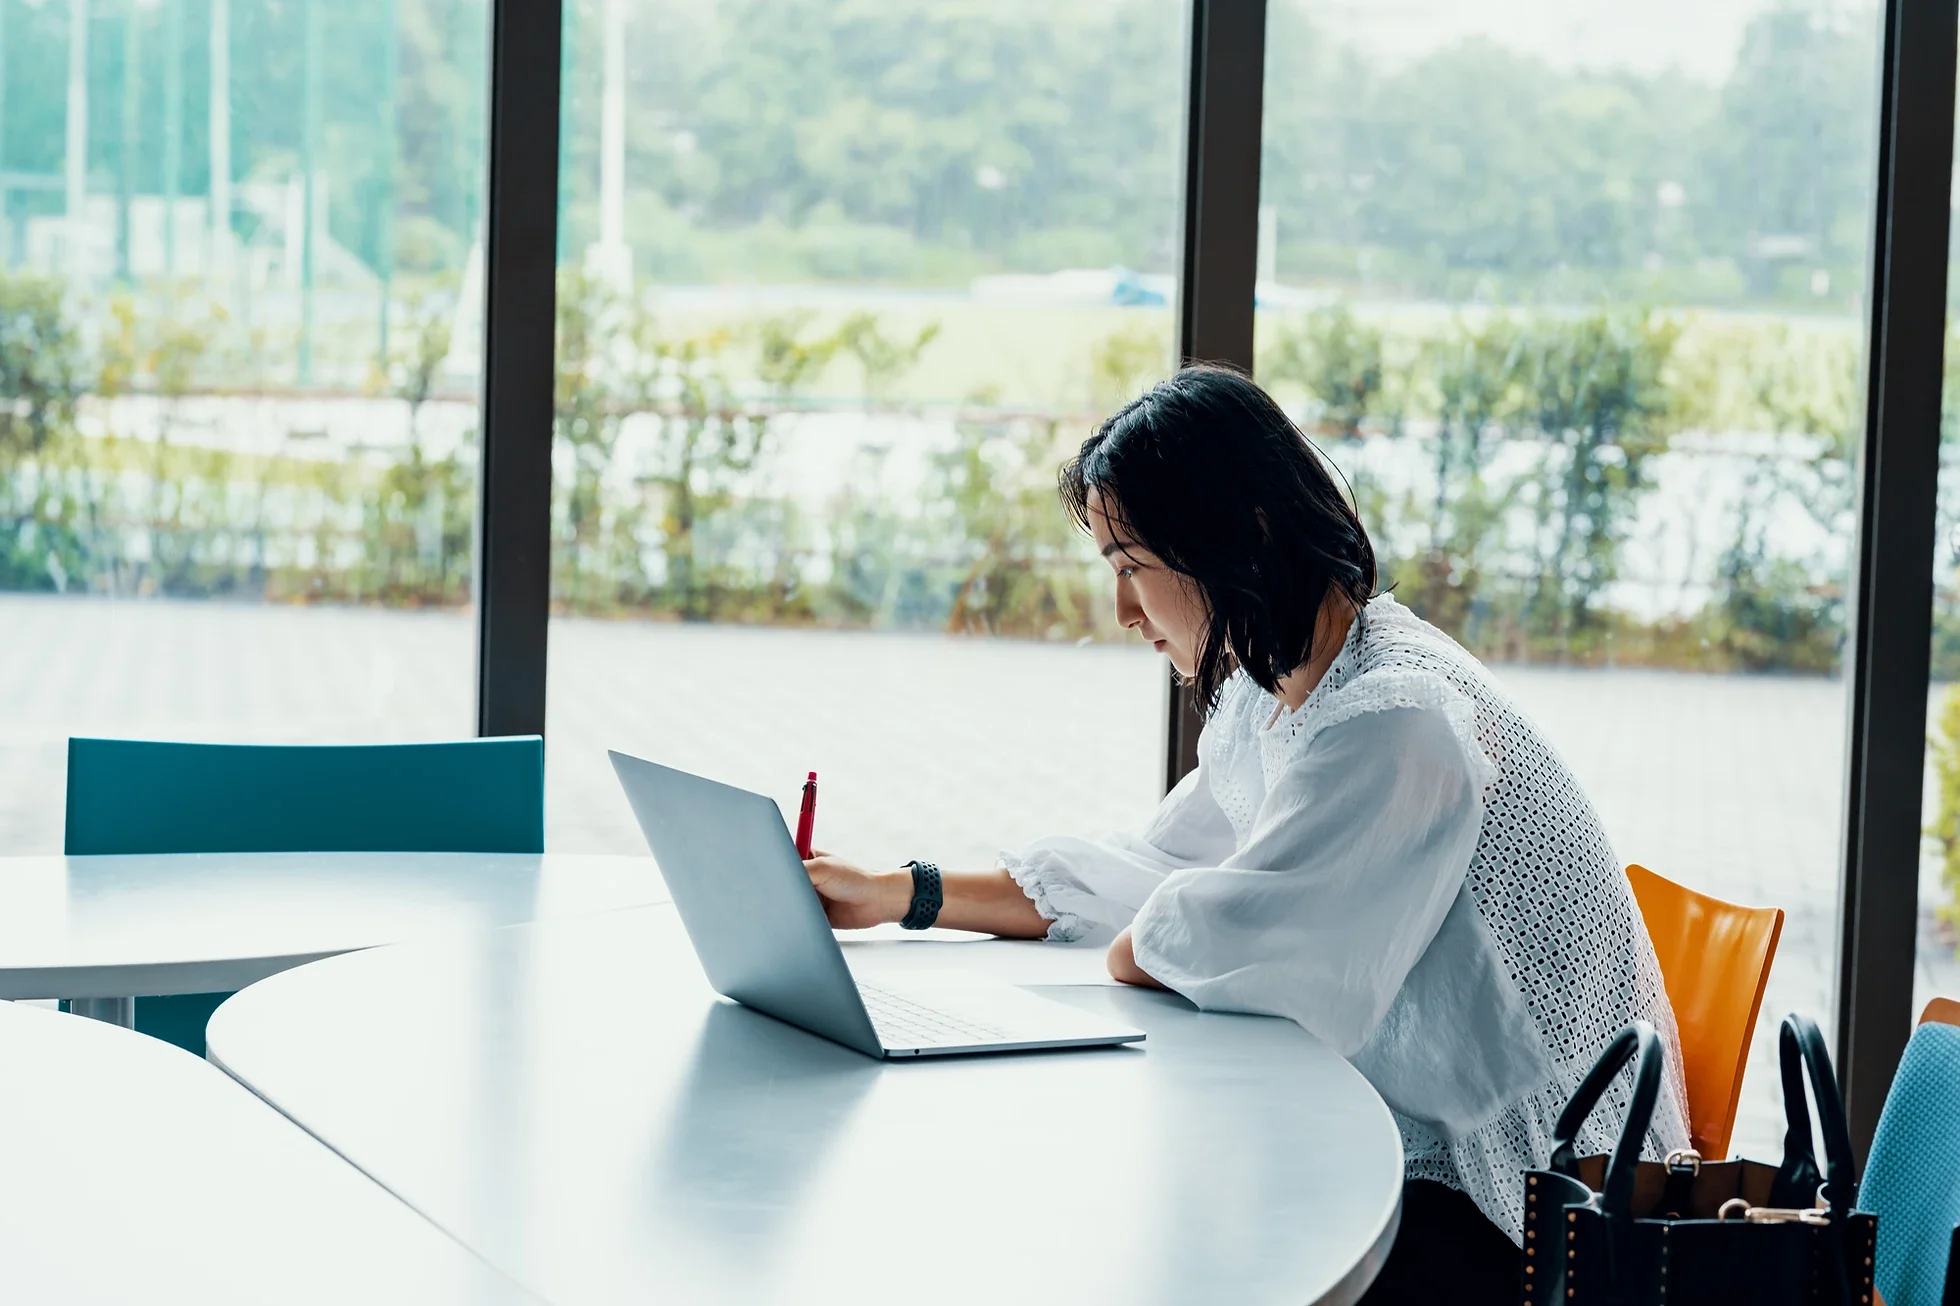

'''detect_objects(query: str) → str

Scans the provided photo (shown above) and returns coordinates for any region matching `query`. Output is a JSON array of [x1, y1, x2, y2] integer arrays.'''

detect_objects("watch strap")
[[899, 860, 943, 930]]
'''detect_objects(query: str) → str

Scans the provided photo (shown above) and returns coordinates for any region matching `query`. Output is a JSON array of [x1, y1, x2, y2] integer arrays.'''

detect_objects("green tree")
[[1697, 2, 1876, 296], [1399, 314, 1527, 641], [0, 273, 92, 592], [1518, 311, 1683, 639], [360, 294, 471, 605], [0, 275, 88, 468], [935, 408, 1104, 640], [1926, 686, 1960, 948], [551, 270, 637, 610], [634, 320, 794, 619], [1089, 322, 1171, 418], [1698, 324, 1852, 675], [1260, 12, 1714, 293], [551, 288, 871, 621], [1263, 304, 1385, 440], [835, 311, 941, 403], [561, 0, 1183, 278]]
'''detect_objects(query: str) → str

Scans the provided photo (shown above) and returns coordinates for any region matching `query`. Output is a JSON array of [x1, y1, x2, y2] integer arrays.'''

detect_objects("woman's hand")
[[1106, 928, 1167, 989], [803, 852, 912, 930]]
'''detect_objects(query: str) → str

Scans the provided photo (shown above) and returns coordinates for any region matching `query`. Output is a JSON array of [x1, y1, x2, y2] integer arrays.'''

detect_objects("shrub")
[[1926, 684, 1960, 953], [1262, 303, 1386, 440]]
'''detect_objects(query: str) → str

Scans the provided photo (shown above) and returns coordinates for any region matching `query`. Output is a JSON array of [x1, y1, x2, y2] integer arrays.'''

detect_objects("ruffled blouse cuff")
[[1000, 849, 1089, 942]]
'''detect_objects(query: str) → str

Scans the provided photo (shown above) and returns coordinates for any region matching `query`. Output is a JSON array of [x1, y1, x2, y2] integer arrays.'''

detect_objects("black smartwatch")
[[899, 860, 943, 930]]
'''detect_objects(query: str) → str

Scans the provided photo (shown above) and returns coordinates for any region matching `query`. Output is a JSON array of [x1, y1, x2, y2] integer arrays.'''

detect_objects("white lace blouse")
[[1004, 594, 1689, 1242]]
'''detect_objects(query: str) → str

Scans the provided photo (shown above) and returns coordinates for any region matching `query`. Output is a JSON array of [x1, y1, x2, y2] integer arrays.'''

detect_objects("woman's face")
[[1087, 488, 1208, 678]]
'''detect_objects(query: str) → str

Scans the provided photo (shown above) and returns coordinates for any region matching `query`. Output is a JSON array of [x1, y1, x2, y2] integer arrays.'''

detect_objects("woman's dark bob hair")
[[1060, 365, 1377, 713]]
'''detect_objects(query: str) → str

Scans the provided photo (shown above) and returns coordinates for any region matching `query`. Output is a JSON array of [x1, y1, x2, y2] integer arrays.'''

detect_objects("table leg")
[[63, 998, 136, 1028]]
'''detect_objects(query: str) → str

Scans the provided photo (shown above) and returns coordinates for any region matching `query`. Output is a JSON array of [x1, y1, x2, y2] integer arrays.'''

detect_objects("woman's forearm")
[[933, 867, 1052, 938], [806, 858, 1052, 937]]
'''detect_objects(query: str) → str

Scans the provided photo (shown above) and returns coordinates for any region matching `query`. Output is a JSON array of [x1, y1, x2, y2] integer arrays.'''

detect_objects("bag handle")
[[1775, 1012, 1859, 1211], [1548, 1020, 1663, 1218]]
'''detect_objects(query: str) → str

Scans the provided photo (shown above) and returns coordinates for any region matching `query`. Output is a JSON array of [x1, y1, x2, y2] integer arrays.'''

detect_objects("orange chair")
[[1923, 996, 1960, 1028], [1626, 863, 1785, 1160]]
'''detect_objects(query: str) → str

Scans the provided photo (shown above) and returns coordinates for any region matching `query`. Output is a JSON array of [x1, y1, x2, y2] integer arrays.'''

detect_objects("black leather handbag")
[[1523, 1014, 1876, 1306]]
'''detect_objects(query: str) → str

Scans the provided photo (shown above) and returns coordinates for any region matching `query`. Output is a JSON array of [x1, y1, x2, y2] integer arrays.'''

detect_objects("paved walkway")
[[2, 594, 1954, 1156]]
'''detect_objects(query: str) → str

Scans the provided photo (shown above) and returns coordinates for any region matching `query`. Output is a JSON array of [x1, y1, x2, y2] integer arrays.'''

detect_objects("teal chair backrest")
[[1862, 1021, 1960, 1306], [65, 737, 545, 855], [63, 735, 544, 1057]]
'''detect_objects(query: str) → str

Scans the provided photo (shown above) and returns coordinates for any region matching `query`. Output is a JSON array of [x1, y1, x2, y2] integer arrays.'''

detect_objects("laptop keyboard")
[[859, 983, 1008, 1047]]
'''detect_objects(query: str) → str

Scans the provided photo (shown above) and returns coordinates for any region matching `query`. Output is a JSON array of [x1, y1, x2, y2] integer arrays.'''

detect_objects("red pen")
[[795, 771, 818, 860]]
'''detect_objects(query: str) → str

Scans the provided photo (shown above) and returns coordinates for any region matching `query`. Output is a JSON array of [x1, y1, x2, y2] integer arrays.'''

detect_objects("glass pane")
[[1259, 0, 1881, 1156], [0, 0, 486, 851], [545, 1, 1181, 861], [1919, 52, 1960, 1028]]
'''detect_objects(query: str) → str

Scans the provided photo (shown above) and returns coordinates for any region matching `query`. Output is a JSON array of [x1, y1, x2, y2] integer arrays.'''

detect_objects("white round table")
[[209, 904, 1406, 1306], [0, 998, 540, 1305], [0, 853, 669, 1024]]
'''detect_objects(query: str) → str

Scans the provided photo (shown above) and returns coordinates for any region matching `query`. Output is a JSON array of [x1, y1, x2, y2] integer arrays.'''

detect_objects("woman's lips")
[[1151, 639, 1167, 652]]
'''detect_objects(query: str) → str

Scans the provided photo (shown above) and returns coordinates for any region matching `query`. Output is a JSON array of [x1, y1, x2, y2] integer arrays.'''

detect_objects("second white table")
[[0, 998, 542, 1306]]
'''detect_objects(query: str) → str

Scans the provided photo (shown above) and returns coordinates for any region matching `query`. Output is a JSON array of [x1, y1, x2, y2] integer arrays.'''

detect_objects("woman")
[[805, 366, 1688, 1303]]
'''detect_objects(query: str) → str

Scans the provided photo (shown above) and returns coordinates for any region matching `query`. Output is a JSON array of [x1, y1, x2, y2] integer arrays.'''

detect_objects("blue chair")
[[63, 736, 545, 1055], [1862, 1000, 1960, 1306]]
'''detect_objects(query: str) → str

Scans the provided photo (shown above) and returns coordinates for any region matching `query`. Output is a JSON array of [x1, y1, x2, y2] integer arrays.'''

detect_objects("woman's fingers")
[[804, 855, 852, 897], [799, 854, 909, 928]]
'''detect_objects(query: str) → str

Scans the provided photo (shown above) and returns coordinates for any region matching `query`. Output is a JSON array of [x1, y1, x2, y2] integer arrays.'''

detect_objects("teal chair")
[[64, 736, 545, 1056], [1861, 1001, 1960, 1306]]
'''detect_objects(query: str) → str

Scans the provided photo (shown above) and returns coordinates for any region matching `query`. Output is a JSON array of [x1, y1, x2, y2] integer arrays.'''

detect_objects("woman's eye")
[[1116, 566, 1136, 579]]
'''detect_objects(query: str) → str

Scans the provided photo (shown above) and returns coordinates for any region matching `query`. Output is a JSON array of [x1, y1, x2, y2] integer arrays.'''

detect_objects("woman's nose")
[[1114, 588, 1143, 630]]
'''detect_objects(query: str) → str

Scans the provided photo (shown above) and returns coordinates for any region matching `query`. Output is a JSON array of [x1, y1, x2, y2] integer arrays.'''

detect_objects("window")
[[543, 0, 1182, 861], [0, 0, 486, 850], [1916, 63, 1960, 1026], [1257, 0, 1884, 1153]]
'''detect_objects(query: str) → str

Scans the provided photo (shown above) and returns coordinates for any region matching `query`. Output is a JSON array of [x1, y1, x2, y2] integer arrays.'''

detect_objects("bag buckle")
[[1717, 1197, 1829, 1226], [1657, 1149, 1704, 1219]]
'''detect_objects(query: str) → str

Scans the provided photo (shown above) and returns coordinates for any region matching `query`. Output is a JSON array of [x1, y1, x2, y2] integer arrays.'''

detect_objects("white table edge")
[[0, 852, 673, 1002], [1320, 1190, 1401, 1306], [0, 949, 351, 1000], [1008, 985, 1406, 1306], [1017, 983, 1405, 1306]]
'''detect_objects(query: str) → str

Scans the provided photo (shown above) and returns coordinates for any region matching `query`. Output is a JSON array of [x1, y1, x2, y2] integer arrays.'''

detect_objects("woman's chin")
[[1144, 636, 1194, 677]]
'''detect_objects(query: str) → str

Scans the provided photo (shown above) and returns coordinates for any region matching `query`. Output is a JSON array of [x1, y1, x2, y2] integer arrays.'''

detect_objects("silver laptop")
[[610, 751, 1146, 1058]]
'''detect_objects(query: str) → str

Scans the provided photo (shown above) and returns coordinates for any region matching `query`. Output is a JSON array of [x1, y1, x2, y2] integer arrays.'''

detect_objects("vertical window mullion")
[[1168, 0, 1267, 790], [475, 0, 564, 740], [1836, 0, 1955, 1156]]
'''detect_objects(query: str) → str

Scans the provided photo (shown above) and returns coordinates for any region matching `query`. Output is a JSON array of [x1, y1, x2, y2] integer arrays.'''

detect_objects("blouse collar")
[[1260, 599, 1371, 735]]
